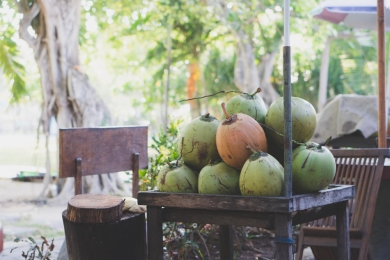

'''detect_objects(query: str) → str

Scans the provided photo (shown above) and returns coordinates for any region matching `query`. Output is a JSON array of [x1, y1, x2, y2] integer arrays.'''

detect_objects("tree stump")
[[62, 194, 146, 260]]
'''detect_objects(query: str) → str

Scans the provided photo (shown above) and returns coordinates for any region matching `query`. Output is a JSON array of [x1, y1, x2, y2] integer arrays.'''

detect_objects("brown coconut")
[[216, 103, 268, 170]]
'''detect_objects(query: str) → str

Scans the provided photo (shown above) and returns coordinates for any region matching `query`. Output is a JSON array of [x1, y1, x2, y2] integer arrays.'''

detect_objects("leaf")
[[14, 237, 21, 242], [28, 237, 37, 244]]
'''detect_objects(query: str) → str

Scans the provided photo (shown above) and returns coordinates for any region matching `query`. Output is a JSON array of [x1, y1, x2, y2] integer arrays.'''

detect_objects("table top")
[[138, 184, 355, 213]]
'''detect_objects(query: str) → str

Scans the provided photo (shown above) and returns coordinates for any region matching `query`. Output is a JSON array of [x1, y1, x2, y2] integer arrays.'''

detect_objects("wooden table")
[[138, 184, 355, 260]]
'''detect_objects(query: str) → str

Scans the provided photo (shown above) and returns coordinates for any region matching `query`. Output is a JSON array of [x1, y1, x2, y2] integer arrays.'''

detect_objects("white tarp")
[[311, 94, 379, 143]]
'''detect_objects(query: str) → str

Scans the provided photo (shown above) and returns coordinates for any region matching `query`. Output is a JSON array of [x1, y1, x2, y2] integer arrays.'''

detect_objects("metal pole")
[[274, 1, 293, 259], [283, 0, 292, 200]]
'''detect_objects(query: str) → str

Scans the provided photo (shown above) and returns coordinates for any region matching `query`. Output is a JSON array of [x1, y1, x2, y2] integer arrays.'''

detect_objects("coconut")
[[157, 161, 198, 193], [178, 113, 220, 171], [265, 97, 316, 148], [292, 142, 336, 194], [226, 88, 267, 124], [216, 103, 268, 170], [240, 151, 284, 196], [198, 161, 240, 195]]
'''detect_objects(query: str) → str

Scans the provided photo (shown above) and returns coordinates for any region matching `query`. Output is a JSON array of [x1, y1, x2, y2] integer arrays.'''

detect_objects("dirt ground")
[[0, 178, 314, 260], [0, 179, 66, 259]]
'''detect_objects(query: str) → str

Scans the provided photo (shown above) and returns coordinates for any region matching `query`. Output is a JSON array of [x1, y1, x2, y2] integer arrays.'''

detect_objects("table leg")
[[147, 206, 163, 260], [274, 213, 293, 260], [336, 201, 350, 260], [219, 225, 233, 260]]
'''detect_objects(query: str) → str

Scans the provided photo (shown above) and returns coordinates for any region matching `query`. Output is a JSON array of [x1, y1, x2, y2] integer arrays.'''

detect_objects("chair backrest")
[[58, 126, 148, 197], [308, 148, 390, 232]]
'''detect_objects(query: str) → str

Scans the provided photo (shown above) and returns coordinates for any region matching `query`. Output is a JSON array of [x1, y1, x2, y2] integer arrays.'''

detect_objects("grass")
[[0, 133, 58, 174], [2, 209, 64, 242]]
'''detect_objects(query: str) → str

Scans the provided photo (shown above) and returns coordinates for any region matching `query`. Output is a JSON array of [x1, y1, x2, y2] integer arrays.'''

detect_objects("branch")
[[18, 2, 40, 49]]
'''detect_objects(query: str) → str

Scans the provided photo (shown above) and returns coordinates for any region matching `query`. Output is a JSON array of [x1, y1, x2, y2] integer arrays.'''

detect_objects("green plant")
[[163, 222, 211, 260], [138, 119, 182, 191], [11, 236, 55, 260]]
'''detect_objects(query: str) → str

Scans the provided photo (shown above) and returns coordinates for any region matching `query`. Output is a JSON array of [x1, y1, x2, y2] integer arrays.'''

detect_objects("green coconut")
[[198, 161, 240, 195], [264, 97, 316, 148], [292, 142, 336, 194], [226, 88, 267, 124], [178, 113, 220, 171], [239, 151, 284, 196], [157, 161, 198, 193]]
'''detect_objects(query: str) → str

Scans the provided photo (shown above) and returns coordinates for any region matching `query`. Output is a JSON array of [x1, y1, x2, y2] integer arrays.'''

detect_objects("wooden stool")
[[62, 194, 146, 260]]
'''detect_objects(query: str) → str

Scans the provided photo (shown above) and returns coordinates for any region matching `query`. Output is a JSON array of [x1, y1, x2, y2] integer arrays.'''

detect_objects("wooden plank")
[[138, 191, 291, 213], [59, 126, 148, 178], [219, 225, 233, 260], [292, 204, 338, 226], [147, 207, 163, 260], [302, 236, 361, 248], [132, 153, 140, 198], [291, 185, 355, 211], [336, 201, 350, 260], [330, 148, 390, 157], [377, 0, 387, 149], [274, 213, 293, 260], [162, 208, 274, 229], [75, 158, 82, 195]]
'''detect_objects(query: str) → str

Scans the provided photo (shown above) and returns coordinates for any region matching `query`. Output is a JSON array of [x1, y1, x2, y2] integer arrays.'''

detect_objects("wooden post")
[[219, 225, 233, 260], [318, 37, 331, 112], [147, 207, 163, 260], [377, 0, 387, 148], [75, 158, 82, 195], [336, 201, 350, 260], [274, 213, 293, 260], [132, 153, 140, 198]]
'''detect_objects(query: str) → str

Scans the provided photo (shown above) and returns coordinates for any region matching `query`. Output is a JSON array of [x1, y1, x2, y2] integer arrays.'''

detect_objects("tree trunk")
[[233, 31, 261, 94], [207, 0, 280, 106], [15, 0, 130, 204], [162, 18, 172, 133], [258, 49, 281, 106], [187, 61, 201, 119], [318, 37, 331, 112]]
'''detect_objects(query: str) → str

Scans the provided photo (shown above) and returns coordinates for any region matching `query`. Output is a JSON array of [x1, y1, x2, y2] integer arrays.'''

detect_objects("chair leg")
[[295, 227, 305, 260]]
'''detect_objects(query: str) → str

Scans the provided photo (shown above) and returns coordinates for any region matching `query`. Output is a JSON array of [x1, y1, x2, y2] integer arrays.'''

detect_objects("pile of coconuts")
[[157, 88, 336, 196]]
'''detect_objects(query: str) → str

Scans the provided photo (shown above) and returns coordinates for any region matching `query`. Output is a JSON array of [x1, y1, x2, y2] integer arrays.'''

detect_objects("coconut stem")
[[250, 88, 262, 97], [205, 113, 210, 118], [246, 145, 257, 154], [221, 102, 231, 120], [319, 136, 332, 149]]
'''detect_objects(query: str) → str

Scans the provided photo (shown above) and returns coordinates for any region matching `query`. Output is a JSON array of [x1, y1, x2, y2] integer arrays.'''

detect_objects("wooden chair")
[[296, 148, 390, 260], [59, 126, 148, 197], [58, 126, 149, 260]]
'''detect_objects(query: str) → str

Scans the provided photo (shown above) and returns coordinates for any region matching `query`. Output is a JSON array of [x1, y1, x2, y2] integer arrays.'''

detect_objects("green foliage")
[[163, 222, 207, 259], [138, 119, 182, 191], [0, 21, 27, 103], [11, 236, 55, 260]]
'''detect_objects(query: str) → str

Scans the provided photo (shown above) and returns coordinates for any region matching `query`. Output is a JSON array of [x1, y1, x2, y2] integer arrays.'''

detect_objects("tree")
[[0, 18, 27, 103], [207, 0, 281, 106], [8, 0, 130, 204]]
